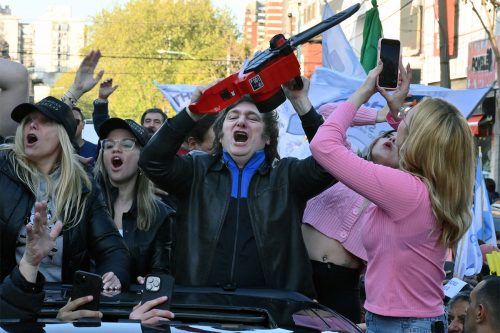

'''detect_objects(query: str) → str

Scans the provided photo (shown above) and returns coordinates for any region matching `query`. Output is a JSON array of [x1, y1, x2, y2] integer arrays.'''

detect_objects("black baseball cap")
[[98, 118, 150, 147], [11, 96, 77, 140]]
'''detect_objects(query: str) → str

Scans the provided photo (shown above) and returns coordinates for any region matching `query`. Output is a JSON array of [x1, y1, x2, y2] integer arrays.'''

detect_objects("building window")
[[400, 0, 422, 56]]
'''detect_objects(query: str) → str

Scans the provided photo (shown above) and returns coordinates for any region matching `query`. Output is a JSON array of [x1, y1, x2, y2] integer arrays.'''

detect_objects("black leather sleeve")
[[139, 109, 196, 196], [150, 214, 174, 275], [92, 100, 110, 135], [0, 265, 45, 320], [299, 106, 324, 142], [87, 180, 131, 289]]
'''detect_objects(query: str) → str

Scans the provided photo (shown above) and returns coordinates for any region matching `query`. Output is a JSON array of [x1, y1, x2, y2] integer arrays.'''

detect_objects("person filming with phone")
[[309, 51, 476, 332]]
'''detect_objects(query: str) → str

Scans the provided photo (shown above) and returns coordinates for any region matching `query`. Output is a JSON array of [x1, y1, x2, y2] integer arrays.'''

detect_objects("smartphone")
[[70, 270, 102, 311], [141, 274, 174, 311], [377, 38, 401, 90]]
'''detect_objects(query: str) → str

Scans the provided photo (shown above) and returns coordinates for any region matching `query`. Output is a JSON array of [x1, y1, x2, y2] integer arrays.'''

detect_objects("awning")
[[468, 114, 491, 136]]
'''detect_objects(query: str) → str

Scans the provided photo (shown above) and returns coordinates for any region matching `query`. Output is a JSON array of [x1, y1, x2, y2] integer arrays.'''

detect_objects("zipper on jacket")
[[227, 167, 243, 289]]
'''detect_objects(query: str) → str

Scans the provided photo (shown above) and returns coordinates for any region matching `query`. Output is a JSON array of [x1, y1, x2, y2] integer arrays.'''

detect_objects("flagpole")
[[454, 233, 465, 278], [479, 146, 485, 242]]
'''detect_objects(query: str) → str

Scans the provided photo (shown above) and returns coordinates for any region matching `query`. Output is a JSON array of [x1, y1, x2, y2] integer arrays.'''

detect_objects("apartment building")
[[0, 5, 20, 62], [31, 5, 86, 88], [244, 0, 286, 53], [0, 4, 85, 100]]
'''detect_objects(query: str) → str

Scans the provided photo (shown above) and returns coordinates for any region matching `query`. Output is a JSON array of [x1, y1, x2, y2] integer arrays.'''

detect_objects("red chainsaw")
[[189, 3, 360, 114]]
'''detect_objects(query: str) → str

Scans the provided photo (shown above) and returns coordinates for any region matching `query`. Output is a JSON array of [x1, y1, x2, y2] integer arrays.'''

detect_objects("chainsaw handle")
[[292, 76, 304, 90]]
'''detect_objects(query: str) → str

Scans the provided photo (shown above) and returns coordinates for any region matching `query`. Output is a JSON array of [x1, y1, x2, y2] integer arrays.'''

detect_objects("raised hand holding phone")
[[378, 61, 413, 118], [377, 38, 401, 90]]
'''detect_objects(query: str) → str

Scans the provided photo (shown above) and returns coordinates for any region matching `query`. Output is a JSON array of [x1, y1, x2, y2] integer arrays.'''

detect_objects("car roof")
[[11, 285, 362, 332]]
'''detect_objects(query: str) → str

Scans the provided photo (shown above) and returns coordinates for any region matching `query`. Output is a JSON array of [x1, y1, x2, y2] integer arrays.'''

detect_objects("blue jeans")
[[365, 311, 448, 333]]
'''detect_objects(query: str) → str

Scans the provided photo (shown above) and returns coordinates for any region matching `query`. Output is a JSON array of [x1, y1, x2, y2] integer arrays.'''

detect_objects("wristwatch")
[[398, 104, 412, 119]]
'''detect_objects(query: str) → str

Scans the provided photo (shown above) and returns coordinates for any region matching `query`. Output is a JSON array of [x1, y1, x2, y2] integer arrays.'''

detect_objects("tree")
[[51, 0, 243, 121], [464, 0, 500, 188]]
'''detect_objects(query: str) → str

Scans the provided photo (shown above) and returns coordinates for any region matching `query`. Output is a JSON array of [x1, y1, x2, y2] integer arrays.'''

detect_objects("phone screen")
[[378, 39, 400, 89]]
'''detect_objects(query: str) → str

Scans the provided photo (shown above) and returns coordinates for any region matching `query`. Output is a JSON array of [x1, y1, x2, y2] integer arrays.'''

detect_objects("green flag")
[[360, 0, 383, 73]]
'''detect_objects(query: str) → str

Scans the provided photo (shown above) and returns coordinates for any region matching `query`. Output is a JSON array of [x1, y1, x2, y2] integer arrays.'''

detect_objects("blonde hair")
[[94, 144, 158, 231], [1, 119, 91, 228], [399, 98, 475, 247]]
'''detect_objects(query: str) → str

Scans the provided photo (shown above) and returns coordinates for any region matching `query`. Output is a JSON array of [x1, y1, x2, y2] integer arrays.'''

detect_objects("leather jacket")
[[0, 265, 45, 320], [0, 151, 131, 287], [139, 108, 335, 297], [98, 176, 175, 280]]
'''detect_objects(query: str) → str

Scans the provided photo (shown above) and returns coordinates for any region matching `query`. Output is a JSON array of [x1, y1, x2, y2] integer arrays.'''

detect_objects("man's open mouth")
[[233, 131, 248, 143]]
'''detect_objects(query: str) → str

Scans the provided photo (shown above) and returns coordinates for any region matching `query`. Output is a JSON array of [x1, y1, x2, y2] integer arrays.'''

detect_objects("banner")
[[154, 82, 196, 112], [279, 67, 492, 157], [154, 67, 491, 157]]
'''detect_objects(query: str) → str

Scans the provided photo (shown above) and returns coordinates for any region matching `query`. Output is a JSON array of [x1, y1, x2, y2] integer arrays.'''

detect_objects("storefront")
[[468, 38, 498, 180]]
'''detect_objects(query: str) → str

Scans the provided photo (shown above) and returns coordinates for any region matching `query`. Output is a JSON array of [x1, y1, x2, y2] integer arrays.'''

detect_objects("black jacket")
[[139, 108, 335, 297], [0, 265, 45, 320], [98, 177, 175, 280], [0, 151, 130, 288]]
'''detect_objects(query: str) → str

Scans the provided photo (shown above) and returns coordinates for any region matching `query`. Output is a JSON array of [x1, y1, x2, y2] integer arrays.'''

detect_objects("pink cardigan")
[[304, 102, 380, 262], [310, 101, 446, 318]]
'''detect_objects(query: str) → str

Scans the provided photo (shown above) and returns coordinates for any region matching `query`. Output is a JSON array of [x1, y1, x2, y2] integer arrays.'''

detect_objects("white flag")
[[322, 3, 366, 78], [154, 82, 196, 112], [454, 155, 493, 278], [473, 155, 497, 245]]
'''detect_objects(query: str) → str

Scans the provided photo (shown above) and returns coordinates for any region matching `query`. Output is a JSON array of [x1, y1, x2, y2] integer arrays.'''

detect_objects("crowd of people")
[[1, 50, 499, 333]]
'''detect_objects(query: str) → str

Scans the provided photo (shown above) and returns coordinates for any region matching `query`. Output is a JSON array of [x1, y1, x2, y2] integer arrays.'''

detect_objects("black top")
[[99, 178, 175, 280]]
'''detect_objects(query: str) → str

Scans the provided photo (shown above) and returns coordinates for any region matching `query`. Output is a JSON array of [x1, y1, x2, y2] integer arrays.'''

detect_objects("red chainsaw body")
[[189, 52, 300, 114]]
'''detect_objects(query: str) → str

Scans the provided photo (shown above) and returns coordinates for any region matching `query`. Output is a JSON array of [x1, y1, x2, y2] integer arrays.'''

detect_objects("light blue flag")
[[473, 155, 497, 245], [321, 2, 366, 78], [454, 221, 483, 278], [454, 154, 497, 278]]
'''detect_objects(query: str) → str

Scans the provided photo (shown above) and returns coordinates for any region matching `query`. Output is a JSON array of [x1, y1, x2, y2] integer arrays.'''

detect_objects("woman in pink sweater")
[[303, 103, 399, 323], [309, 63, 475, 332]]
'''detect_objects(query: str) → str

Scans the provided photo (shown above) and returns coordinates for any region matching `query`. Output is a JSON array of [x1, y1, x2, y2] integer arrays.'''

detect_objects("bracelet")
[[62, 89, 78, 107], [398, 105, 411, 119], [66, 89, 77, 100], [61, 94, 77, 107]]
